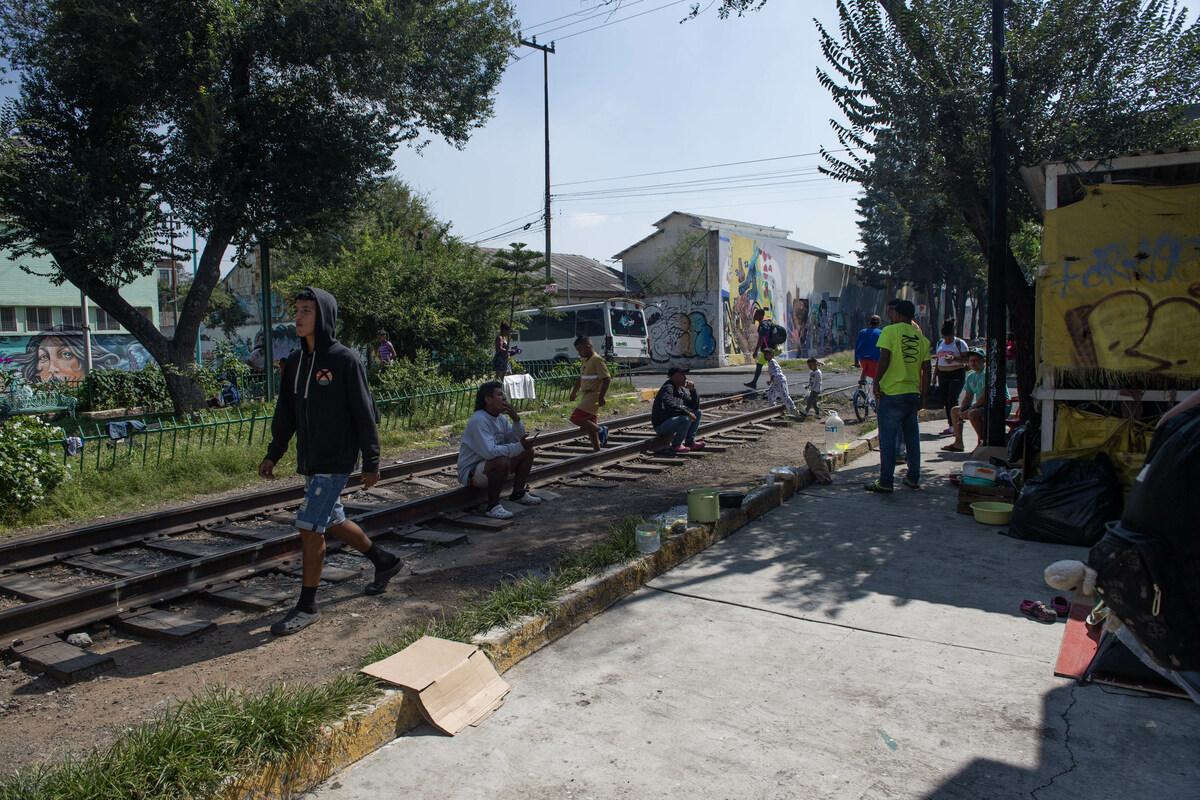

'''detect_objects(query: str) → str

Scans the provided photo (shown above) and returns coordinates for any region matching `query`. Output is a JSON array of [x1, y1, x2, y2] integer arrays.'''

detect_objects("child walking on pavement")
[[802, 357, 822, 417], [259, 287, 403, 636], [764, 349, 800, 417]]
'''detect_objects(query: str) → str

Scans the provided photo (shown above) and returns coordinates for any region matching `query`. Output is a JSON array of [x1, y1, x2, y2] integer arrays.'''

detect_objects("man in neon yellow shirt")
[[866, 299, 930, 492]]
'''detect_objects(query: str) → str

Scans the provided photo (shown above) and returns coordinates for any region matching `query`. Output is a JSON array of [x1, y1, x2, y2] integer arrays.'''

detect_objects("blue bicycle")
[[851, 377, 875, 423]]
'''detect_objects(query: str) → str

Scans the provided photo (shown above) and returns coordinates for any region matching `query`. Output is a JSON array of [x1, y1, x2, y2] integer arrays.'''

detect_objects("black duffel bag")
[[1006, 453, 1123, 547]]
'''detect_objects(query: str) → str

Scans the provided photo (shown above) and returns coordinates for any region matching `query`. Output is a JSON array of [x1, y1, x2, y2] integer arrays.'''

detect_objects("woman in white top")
[[934, 318, 969, 435]]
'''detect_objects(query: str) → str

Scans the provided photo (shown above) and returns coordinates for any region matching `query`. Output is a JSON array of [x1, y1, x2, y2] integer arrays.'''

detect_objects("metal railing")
[[15, 363, 633, 473]]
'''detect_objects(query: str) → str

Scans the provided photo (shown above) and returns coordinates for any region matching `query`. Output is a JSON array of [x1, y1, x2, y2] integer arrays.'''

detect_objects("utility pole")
[[985, 0, 1008, 447], [260, 239, 274, 402], [519, 35, 555, 283]]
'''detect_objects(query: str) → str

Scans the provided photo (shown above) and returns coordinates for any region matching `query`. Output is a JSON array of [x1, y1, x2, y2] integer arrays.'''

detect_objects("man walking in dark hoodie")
[[259, 287, 402, 635]]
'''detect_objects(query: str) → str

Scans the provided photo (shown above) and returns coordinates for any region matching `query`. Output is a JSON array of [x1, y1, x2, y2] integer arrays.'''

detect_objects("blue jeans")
[[877, 393, 921, 488], [295, 473, 351, 532], [655, 408, 701, 448]]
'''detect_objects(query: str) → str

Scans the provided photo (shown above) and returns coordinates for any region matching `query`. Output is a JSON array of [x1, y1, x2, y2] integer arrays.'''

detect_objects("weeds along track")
[[0, 394, 790, 680]]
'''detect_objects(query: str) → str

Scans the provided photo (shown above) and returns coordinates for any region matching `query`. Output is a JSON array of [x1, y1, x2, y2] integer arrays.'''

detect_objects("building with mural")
[[0, 247, 161, 383], [615, 212, 887, 367]]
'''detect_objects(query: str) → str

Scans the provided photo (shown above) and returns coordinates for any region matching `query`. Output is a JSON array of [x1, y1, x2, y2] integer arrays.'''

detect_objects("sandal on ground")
[[1051, 596, 1070, 618], [902, 477, 920, 489], [364, 558, 405, 596], [1019, 600, 1057, 623], [270, 608, 320, 636], [864, 480, 894, 493], [685, 440, 706, 451], [939, 427, 954, 435], [510, 490, 542, 506], [940, 444, 964, 452], [485, 504, 514, 520], [1086, 601, 1109, 628]]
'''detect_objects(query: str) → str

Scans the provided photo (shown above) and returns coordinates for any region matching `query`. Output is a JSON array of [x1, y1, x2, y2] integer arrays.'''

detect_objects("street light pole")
[[985, 0, 1008, 447], [519, 35, 555, 283]]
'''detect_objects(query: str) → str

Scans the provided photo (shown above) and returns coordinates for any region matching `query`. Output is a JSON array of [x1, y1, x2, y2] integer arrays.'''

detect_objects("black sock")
[[298, 586, 318, 614], [364, 544, 397, 569]]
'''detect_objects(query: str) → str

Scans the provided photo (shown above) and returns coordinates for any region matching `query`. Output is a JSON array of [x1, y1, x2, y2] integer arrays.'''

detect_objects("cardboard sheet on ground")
[[361, 636, 510, 735], [1038, 183, 1200, 376]]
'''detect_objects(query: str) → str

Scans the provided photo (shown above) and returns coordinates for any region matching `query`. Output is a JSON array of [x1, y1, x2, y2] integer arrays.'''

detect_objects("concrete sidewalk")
[[303, 419, 1199, 800]]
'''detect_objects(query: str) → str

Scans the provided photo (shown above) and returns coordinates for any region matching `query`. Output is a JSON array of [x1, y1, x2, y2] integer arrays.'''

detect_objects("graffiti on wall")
[[720, 234, 785, 358], [644, 293, 718, 366], [0, 328, 152, 383]]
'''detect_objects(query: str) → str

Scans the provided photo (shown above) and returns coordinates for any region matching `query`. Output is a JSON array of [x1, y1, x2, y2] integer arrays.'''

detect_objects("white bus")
[[511, 298, 649, 364]]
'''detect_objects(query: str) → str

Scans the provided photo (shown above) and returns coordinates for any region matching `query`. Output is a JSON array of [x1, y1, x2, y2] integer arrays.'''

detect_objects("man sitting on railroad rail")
[[457, 381, 542, 520], [651, 367, 706, 454], [259, 287, 403, 636]]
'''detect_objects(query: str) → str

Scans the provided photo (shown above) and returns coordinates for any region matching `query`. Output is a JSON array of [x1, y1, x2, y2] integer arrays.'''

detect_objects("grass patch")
[[859, 420, 877, 435], [0, 516, 652, 800], [779, 349, 855, 372], [0, 390, 641, 534]]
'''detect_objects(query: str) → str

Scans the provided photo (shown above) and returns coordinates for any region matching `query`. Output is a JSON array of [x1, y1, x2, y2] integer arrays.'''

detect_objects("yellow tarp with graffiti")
[[1040, 183, 1200, 375]]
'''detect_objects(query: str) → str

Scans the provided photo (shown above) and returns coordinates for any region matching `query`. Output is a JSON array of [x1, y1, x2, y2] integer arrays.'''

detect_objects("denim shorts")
[[295, 473, 351, 532]]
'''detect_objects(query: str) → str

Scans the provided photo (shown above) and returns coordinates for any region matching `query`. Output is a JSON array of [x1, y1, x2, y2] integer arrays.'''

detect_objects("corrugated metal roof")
[[611, 211, 838, 259], [480, 248, 638, 295]]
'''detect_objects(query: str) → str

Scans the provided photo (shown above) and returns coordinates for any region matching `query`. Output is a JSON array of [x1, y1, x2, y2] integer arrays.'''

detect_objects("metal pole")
[[260, 241, 274, 403], [985, 0, 1008, 447], [519, 36, 555, 282], [193, 229, 201, 365], [79, 291, 92, 373]]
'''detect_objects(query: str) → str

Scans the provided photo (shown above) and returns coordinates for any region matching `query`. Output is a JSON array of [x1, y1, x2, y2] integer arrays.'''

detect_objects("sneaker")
[[743, 382, 757, 389], [686, 440, 706, 451], [864, 480, 894, 493], [510, 490, 542, 506], [939, 427, 954, 435], [902, 476, 920, 489], [364, 557, 405, 596], [598, 425, 609, 447], [270, 608, 320, 636], [485, 503, 514, 520], [673, 444, 692, 453]]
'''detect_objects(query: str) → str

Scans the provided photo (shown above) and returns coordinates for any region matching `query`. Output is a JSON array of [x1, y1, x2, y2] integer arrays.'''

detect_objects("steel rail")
[[0, 402, 781, 649], [0, 393, 750, 571]]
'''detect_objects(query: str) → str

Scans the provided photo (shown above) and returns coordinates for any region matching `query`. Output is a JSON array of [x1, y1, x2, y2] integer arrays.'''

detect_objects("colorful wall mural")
[[719, 233, 787, 362], [643, 293, 719, 368], [0, 328, 152, 384]]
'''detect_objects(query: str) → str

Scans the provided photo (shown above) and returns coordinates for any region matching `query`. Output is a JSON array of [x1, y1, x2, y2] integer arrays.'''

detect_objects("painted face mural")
[[2, 327, 126, 384]]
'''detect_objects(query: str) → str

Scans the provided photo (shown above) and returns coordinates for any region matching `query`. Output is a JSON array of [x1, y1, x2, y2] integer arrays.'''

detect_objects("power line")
[[520, 0, 656, 38], [554, 0, 691, 43], [461, 208, 544, 241], [552, 148, 856, 188], [555, 174, 839, 202], [553, 165, 825, 199]]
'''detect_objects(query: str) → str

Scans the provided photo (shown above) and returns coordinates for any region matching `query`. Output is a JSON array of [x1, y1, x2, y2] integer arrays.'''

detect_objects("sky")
[[390, 0, 865, 270]]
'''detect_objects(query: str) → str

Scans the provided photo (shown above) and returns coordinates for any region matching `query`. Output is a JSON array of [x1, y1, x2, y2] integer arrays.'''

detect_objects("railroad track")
[[0, 394, 793, 680]]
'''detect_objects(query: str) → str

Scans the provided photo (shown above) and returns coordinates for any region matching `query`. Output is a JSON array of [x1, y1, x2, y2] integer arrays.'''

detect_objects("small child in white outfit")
[[803, 357, 822, 417], [764, 349, 799, 416]]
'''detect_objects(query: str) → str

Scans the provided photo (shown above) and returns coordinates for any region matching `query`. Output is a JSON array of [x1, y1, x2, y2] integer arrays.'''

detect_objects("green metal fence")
[[17, 363, 632, 474]]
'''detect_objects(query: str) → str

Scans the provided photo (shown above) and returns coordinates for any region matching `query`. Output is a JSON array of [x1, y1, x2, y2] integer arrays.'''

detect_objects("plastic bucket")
[[687, 488, 720, 523], [635, 524, 660, 554]]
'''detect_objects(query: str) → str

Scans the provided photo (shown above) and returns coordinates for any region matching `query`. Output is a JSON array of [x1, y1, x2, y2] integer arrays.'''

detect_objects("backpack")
[[764, 322, 788, 347], [220, 384, 241, 406], [1088, 406, 1200, 671]]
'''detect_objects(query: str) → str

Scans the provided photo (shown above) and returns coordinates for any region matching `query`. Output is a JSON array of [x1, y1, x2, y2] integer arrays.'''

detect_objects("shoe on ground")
[[673, 444, 692, 453], [902, 476, 920, 489], [939, 427, 954, 435], [511, 490, 542, 506], [686, 440, 706, 451], [486, 503, 515, 519], [270, 608, 320, 636], [364, 557, 405, 596], [598, 425, 609, 447], [864, 480, 894, 493], [743, 382, 757, 389]]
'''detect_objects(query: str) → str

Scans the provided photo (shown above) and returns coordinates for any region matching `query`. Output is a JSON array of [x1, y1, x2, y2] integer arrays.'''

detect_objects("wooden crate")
[[957, 483, 1017, 515]]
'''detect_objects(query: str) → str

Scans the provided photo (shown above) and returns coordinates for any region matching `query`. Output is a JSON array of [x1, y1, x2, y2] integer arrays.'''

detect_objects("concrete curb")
[[219, 434, 878, 800]]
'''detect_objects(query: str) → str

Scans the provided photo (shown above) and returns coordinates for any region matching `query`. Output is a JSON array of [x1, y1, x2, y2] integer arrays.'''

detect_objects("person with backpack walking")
[[259, 287, 403, 636], [744, 308, 787, 389]]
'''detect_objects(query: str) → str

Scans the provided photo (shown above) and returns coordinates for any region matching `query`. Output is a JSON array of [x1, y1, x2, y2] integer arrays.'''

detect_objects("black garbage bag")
[[1006, 453, 1123, 546], [1088, 405, 1200, 672]]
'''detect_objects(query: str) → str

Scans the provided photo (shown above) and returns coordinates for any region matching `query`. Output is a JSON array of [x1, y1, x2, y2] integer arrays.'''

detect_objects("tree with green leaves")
[[0, 0, 517, 413], [489, 242, 551, 323], [700, 0, 1200, 420]]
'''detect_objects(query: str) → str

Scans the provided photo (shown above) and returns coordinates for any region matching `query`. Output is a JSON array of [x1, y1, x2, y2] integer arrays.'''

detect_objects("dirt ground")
[[0, 395, 873, 773]]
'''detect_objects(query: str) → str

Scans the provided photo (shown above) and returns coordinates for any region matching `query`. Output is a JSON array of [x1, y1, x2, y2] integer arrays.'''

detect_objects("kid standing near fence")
[[764, 349, 800, 417]]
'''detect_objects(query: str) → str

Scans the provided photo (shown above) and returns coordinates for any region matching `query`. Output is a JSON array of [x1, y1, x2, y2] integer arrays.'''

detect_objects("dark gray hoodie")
[[265, 287, 381, 475]]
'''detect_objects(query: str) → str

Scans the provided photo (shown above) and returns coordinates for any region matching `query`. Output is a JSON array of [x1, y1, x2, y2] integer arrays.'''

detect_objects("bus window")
[[545, 310, 576, 341], [514, 314, 545, 341], [576, 307, 605, 338], [610, 307, 646, 338]]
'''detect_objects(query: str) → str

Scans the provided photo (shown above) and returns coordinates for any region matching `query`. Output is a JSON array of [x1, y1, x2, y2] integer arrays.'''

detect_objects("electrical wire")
[[552, 148, 856, 188]]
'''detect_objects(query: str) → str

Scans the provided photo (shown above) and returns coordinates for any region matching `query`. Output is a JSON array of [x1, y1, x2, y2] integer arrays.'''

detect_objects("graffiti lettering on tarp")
[[1063, 286, 1200, 372], [1047, 232, 1200, 299], [645, 296, 717, 365], [0, 327, 148, 383]]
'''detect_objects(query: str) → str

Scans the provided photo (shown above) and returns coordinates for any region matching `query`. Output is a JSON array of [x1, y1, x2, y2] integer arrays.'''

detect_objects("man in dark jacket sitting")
[[652, 367, 706, 454]]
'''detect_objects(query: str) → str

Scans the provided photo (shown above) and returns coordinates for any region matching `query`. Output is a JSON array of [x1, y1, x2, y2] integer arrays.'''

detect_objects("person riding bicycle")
[[853, 315, 883, 385]]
